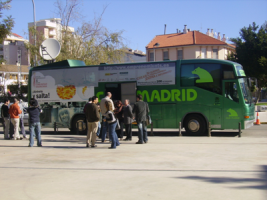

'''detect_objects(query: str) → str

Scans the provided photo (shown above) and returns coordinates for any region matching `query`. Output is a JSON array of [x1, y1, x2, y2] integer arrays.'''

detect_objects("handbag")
[[115, 119, 120, 130], [146, 115, 152, 125]]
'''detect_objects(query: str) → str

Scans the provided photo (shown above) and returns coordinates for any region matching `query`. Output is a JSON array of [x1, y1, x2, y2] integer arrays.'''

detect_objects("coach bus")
[[28, 59, 255, 135]]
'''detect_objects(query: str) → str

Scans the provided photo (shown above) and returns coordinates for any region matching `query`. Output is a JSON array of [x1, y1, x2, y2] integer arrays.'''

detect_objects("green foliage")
[[24, 27, 46, 66], [228, 22, 267, 90], [0, 0, 14, 43]]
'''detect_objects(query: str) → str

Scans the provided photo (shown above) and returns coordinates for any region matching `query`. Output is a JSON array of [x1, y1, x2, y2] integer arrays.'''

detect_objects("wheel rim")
[[76, 119, 86, 131], [188, 119, 200, 132]]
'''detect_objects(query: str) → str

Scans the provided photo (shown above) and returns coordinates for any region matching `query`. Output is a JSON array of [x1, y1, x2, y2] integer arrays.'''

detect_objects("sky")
[[2, 0, 267, 53]]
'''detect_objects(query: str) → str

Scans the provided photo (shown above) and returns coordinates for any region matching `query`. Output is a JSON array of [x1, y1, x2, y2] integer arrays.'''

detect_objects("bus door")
[[222, 80, 242, 129], [105, 82, 136, 105]]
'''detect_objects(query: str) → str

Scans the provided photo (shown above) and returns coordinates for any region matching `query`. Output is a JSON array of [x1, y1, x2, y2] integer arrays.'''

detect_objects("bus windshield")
[[239, 78, 252, 104]]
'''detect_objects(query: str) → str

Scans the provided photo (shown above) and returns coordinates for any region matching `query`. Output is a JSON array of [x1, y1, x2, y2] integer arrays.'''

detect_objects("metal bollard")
[[208, 122, 211, 137], [241, 122, 242, 137], [179, 122, 182, 136]]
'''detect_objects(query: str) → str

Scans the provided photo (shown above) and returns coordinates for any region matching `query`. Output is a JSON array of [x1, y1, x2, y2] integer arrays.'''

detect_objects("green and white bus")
[[28, 59, 255, 135]]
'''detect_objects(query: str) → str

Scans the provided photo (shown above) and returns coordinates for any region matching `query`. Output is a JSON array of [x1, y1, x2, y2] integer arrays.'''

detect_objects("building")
[[0, 33, 29, 94], [28, 18, 75, 44], [123, 48, 146, 63], [146, 25, 235, 62]]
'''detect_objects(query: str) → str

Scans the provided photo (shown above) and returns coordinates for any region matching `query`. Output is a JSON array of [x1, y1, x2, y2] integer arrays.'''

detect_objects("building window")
[[149, 52, 154, 61], [177, 50, 183, 60], [163, 51, 169, 60], [201, 48, 206, 58], [213, 49, 218, 59]]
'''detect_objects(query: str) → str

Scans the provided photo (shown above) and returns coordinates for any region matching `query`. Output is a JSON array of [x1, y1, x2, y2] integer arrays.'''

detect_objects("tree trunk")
[[255, 86, 262, 104]]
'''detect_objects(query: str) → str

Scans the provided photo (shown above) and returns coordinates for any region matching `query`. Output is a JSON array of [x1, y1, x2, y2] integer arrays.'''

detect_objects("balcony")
[[49, 30, 56, 36]]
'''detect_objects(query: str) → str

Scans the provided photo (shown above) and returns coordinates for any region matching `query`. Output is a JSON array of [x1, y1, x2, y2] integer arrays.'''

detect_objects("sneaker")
[[136, 141, 144, 144], [86, 143, 90, 148], [91, 145, 97, 148], [23, 136, 29, 139]]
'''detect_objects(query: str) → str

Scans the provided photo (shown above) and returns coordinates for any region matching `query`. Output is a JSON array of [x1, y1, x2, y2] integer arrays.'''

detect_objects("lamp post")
[[32, 0, 37, 66], [17, 61, 21, 89], [153, 43, 160, 61]]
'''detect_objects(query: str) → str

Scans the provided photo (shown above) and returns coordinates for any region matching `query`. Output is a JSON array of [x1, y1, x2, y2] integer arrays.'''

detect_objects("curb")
[[254, 122, 267, 124]]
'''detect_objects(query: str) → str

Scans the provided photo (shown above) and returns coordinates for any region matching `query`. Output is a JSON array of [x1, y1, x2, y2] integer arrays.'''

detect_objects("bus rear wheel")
[[71, 115, 87, 135], [184, 114, 207, 136]]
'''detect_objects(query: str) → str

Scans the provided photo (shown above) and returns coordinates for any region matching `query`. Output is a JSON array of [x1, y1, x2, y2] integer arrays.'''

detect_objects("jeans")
[[29, 122, 42, 147], [101, 120, 109, 142], [137, 121, 148, 143], [96, 121, 101, 136], [108, 122, 120, 148]]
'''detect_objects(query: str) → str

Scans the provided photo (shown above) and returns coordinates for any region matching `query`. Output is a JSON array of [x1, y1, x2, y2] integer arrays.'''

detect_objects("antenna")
[[39, 38, 61, 63]]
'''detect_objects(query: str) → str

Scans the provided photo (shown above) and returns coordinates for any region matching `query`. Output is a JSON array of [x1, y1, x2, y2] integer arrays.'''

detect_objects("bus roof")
[[31, 58, 241, 71]]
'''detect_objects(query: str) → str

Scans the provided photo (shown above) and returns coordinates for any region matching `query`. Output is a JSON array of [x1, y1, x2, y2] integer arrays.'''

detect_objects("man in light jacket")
[[18, 99, 28, 139]]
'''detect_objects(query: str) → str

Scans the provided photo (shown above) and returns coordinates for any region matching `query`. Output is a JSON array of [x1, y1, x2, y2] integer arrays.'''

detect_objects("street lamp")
[[17, 61, 21, 89], [153, 43, 160, 61], [32, 0, 37, 66]]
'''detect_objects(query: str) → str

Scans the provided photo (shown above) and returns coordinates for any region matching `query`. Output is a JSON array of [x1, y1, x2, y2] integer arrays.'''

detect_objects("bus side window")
[[225, 82, 239, 103], [181, 63, 222, 95]]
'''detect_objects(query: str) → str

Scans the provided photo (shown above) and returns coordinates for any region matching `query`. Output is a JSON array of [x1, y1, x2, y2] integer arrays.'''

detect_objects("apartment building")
[[146, 25, 235, 62], [28, 18, 75, 44], [0, 33, 29, 94]]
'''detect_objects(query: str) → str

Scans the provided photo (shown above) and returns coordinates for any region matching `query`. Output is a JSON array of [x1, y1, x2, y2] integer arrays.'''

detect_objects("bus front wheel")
[[71, 115, 87, 135], [184, 114, 207, 136]]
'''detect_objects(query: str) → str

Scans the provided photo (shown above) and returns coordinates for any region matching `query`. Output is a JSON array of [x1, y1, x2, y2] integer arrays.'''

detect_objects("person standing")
[[1, 99, 10, 139], [114, 100, 124, 140], [27, 98, 42, 147], [132, 94, 150, 144], [9, 98, 22, 140], [84, 96, 100, 148], [123, 99, 133, 141], [100, 92, 114, 142], [103, 101, 120, 149], [18, 99, 28, 139]]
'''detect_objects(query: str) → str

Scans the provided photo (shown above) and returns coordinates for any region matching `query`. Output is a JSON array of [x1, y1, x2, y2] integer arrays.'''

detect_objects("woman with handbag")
[[103, 101, 120, 149], [114, 100, 124, 140]]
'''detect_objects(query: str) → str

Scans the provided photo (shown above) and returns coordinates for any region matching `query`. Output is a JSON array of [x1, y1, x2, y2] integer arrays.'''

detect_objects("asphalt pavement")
[[0, 125, 266, 200]]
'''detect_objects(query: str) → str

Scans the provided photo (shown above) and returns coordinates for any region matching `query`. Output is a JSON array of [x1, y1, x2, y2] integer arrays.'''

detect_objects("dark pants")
[[116, 121, 124, 138], [124, 123, 132, 140]]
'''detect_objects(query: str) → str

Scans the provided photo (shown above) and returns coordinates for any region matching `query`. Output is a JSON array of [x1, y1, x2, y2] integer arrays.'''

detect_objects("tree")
[[0, 0, 14, 63], [27, 0, 126, 65], [228, 22, 267, 103]]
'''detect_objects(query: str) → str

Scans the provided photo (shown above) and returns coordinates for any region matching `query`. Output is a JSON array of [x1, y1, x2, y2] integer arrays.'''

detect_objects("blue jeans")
[[137, 121, 148, 143], [101, 120, 108, 142], [29, 122, 42, 147], [96, 121, 101, 136], [108, 122, 120, 148]]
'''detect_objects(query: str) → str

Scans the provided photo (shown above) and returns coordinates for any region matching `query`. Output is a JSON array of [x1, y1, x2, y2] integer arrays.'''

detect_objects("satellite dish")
[[39, 38, 61, 60]]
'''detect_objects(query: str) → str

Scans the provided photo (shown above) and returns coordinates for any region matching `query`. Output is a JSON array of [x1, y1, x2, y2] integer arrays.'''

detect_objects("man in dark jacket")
[[27, 98, 42, 147], [132, 94, 150, 144], [123, 99, 133, 141], [84, 96, 100, 148], [1, 98, 10, 139]]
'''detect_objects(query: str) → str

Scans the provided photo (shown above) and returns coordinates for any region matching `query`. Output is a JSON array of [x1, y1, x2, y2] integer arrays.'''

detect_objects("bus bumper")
[[244, 119, 254, 129]]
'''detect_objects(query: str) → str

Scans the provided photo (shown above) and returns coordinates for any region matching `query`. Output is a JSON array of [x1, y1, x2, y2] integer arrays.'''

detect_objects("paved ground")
[[0, 126, 267, 200]]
